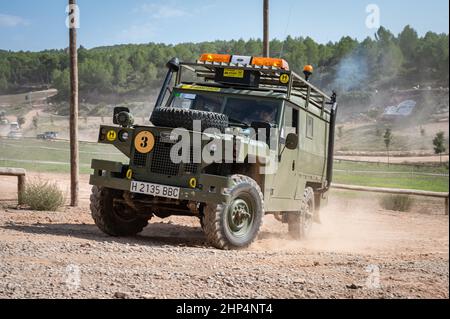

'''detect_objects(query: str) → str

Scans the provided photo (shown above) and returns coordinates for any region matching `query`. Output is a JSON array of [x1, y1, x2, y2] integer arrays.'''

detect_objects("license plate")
[[130, 181, 180, 199]]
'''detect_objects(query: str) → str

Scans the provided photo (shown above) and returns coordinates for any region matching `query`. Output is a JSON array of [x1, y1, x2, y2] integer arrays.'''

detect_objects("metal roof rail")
[[178, 61, 332, 111]]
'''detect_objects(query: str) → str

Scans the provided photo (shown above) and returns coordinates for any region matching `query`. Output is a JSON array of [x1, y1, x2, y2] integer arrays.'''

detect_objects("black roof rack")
[[176, 61, 333, 112]]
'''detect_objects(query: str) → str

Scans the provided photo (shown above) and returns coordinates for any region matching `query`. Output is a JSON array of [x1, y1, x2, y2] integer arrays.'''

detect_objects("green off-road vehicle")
[[89, 53, 338, 250]]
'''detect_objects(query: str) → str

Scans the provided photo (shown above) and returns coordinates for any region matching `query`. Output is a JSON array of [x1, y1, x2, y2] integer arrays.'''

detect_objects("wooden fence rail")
[[0, 168, 26, 205], [332, 183, 449, 215]]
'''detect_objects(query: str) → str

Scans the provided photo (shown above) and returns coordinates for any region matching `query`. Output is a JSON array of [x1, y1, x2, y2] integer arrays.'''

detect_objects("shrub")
[[379, 194, 414, 212], [21, 179, 65, 211]]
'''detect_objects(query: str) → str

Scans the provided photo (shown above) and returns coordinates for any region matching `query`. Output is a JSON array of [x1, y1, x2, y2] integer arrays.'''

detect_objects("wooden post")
[[69, 0, 79, 207], [263, 0, 270, 57], [445, 196, 449, 216], [18, 175, 26, 205]]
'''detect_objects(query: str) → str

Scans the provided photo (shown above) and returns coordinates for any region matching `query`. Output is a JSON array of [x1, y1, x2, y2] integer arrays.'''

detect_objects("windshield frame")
[[167, 89, 283, 127]]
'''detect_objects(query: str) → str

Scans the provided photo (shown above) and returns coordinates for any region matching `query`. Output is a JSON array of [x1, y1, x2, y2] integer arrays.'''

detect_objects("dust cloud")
[[251, 192, 443, 255], [332, 54, 369, 92]]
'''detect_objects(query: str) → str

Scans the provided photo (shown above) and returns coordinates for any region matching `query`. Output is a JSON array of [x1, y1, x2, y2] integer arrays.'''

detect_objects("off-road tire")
[[203, 175, 264, 250], [150, 107, 229, 132], [288, 187, 315, 240], [90, 186, 148, 236]]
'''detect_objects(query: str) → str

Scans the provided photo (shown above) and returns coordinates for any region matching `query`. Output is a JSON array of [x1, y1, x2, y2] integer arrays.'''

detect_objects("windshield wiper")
[[228, 117, 250, 128]]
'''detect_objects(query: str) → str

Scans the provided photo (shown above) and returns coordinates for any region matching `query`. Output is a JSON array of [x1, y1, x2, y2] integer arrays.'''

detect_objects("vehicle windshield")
[[170, 92, 280, 127]]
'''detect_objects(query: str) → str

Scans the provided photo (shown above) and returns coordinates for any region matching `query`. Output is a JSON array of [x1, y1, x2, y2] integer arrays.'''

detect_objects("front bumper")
[[89, 159, 231, 205]]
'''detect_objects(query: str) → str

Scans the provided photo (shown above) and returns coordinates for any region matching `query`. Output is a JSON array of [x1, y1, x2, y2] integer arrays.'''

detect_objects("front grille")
[[150, 139, 180, 176], [183, 147, 200, 174], [133, 151, 147, 167], [184, 162, 199, 174]]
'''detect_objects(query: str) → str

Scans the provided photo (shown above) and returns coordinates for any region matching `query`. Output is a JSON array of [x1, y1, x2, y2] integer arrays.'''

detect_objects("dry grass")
[[21, 179, 65, 211], [379, 194, 415, 212]]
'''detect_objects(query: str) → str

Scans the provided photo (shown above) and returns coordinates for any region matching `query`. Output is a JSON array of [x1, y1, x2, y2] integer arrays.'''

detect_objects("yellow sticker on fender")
[[134, 131, 155, 154], [223, 69, 244, 78], [181, 85, 221, 92], [107, 130, 117, 141]]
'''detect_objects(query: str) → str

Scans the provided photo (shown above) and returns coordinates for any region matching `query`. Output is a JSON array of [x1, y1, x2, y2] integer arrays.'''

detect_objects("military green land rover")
[[89, 53, 338, 250]]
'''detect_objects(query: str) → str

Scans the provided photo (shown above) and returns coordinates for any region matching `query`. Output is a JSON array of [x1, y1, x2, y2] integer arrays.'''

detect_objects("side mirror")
[[113, 107, 130, 125], [285, 133, 299, 150]]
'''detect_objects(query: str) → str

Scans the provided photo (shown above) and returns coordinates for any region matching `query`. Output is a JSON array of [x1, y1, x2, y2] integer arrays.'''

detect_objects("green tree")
[[433, 132, 447, 164], [51, 69, 70, 99], [0, 76, 8, 92], [79, 59, 113, 92], [384, 128, 393, 166], [142, 63, 158, 86], [0, 26, 447, 100], [399, 25, 419, 62], [0, 59, 10, 93], [334, 36, 358, 61]]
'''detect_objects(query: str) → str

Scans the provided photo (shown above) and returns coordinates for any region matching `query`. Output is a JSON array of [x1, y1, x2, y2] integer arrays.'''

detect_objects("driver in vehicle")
[[259, 108, 276, 124]]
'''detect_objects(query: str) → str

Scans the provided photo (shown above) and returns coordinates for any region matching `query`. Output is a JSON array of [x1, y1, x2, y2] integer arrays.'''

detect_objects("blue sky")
[[0, 0, 448, 52]]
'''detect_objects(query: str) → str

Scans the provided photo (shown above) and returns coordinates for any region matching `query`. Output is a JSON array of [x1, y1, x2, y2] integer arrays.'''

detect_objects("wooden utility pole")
[[263, 0, 270, 57], [69, 0, 79, 207]]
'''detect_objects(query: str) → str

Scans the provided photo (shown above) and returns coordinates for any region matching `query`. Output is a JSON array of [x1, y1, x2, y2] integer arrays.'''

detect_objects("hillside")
[[0, 26, 448, 104], [0, 25, 448, 153]]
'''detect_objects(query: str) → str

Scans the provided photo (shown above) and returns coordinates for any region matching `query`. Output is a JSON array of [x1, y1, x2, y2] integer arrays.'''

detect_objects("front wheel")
[[90, 186, 149, 237], [203, 175, 264, 250]]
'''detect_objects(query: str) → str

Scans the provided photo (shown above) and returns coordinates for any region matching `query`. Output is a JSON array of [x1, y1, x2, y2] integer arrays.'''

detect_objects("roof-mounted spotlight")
[[303, 65, 314, 82]]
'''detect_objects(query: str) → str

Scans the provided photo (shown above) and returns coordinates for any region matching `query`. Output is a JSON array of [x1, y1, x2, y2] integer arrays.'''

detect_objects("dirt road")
[[0, 173, 448, 299]]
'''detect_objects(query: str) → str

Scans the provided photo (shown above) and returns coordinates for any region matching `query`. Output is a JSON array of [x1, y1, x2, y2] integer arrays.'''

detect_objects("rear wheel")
[[203, 175, 264, 250], [90, 186, 149, 236], [288, 187, 315, 240]]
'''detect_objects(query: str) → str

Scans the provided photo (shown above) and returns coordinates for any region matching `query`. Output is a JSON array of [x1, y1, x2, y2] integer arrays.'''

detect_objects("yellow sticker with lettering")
[[107, 130, 117, 141], [134, 131, 155, 154], [181, 85, 221, 92], [223, 68, 244, 79], [280, 74, 290, 84]]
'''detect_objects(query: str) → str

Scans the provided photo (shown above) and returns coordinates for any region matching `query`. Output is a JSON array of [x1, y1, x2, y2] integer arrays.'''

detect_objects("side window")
[[306, 115, 314, 139], [283, 103, 299, 137], [292, 108, 299, 134]]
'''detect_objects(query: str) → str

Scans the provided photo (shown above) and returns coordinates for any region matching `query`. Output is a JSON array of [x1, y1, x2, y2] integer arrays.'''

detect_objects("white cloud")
[[0, 13, 29, 27], [118, 23, 156, 43], [139, 4, 190, 19], [118, 1, 219, 44]]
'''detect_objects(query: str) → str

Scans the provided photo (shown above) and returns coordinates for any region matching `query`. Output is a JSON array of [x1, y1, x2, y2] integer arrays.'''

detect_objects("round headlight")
[[120, 131, 129, 141]]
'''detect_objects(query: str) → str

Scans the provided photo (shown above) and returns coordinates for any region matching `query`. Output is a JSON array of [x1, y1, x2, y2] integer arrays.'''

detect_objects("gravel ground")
[[0, 174, 448, 299]]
